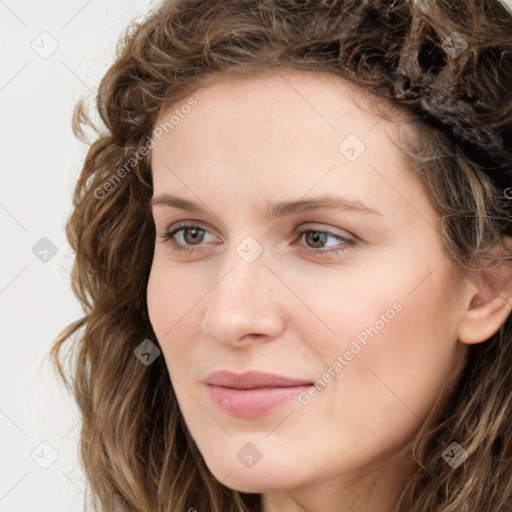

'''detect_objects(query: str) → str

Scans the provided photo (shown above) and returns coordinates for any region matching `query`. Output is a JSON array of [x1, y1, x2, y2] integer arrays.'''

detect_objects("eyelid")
[[164, 220, 222, 239], [158, 220, 356, 258], [161, 221, 353, 243], [296, 222, 355, 240], [292, 227, 355, 256]]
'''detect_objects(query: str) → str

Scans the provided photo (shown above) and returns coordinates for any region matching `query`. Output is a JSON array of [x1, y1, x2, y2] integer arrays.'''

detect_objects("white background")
[[0, 1, 158, 511], [2, 1, 512, 511]]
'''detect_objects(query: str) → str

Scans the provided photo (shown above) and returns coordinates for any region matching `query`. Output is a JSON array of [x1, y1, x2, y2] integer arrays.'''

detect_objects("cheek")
[[299, 253, 461, 436], [314, 272, 462, 457], [147, 270, 171, 337], [363, 283, 461, 412], [146, 259, 203, 337], [146, 261, 213, 384]]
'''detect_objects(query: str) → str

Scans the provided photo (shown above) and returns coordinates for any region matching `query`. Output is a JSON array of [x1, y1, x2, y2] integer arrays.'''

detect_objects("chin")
[[202, 452, 300, 493], [216, 469, 287, 494]]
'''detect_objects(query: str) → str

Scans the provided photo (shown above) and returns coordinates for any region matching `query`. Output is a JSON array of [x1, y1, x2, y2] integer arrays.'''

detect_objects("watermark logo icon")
[[441, 32, 468, 59], [441, 442, 468, 469], [30, 31, 59, 59], [134, 339, 161, 366], [236, 236, 263, 264], [32, 237, 58, 263], [338, 133, 366, 162], [237, 442, 262, 468], [31, 441, 59, 469]]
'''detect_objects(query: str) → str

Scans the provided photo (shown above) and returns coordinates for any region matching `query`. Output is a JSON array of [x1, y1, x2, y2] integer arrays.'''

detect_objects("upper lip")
[[204, 370, 313, 389]]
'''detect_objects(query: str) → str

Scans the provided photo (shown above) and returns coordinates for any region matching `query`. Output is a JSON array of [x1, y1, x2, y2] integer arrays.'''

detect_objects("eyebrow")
[[151, 193, 382, 218]]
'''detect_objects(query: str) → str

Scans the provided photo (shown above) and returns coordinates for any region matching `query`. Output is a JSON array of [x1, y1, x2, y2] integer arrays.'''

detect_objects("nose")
[[200, 251, 286, 346]]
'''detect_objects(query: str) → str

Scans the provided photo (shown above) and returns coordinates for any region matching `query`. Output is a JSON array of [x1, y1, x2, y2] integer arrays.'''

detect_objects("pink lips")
[[204, 370, 313, 418]]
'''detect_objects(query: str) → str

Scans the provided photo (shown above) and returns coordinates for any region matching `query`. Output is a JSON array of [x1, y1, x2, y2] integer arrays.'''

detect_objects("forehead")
[[153, 69, 391, 144], [149, 69, 428, 222], [152, 70, 403, 165]]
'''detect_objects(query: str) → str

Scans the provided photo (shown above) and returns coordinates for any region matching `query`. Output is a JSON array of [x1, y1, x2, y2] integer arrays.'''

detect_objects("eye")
[[294, 227, 355, 256], [158, 222, 356, 258], [158, 222, 219, 254]]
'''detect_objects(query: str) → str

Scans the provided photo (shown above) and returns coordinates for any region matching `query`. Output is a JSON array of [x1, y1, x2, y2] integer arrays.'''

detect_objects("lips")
[[205, 370, 313, 389], [204, 370, 314, 418]]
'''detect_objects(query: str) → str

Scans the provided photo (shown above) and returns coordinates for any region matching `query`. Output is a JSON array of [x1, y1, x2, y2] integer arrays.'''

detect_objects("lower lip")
[[207, 384, 312, 418]]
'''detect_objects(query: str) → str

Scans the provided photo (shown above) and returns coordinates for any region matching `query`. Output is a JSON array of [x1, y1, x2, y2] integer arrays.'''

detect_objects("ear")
[[458, 243, 512, 345]]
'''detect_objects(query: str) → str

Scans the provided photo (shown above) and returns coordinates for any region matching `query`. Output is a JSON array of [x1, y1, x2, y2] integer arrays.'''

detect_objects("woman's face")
[[147, 69, 467, 507]]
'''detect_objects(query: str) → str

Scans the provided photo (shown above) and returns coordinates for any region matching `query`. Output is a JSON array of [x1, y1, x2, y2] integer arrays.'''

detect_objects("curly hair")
[[50, 0, 512, 511]]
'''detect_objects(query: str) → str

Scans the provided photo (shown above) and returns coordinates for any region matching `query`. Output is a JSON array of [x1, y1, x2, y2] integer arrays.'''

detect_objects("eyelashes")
[[292, 227, 354, 256], [158, 222, 356, 258]]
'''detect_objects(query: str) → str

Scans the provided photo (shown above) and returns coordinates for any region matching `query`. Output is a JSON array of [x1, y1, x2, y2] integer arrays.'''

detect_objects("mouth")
[[204, 370, 314, 418]]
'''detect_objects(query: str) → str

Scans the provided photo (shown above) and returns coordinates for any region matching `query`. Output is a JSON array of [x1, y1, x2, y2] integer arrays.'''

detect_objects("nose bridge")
[[201, 242, 285, 344], [215, 235, 270, 304]]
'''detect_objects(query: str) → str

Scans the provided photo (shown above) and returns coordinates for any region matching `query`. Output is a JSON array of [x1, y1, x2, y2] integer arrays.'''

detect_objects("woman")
[[51, 0, 512, 510]]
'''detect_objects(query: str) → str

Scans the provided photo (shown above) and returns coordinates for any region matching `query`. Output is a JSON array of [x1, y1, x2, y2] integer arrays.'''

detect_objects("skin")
[[146, 69, 511, 511]]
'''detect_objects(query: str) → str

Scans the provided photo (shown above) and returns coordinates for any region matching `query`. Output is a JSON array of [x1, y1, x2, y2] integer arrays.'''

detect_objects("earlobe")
[[458, 272, 512, 345]]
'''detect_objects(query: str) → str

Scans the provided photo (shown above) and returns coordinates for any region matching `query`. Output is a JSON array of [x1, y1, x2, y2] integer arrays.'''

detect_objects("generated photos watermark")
[[94, 97, 198, 200], [298, 301, 403, 405]]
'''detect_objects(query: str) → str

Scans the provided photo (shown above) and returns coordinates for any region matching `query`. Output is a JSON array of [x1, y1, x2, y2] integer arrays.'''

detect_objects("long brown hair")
[[50, 1, 512, 510]]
